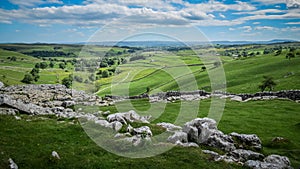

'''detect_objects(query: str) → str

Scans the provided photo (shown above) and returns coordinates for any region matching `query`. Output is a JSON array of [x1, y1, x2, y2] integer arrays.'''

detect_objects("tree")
[[59, 63, 66, 69], [49, 61, 55, 68], [258, 76, 277, 92], [21, 74, 34, 84], [40, 62, 48, 69], [35, 63, 41, 68], [62, 75, 73, 88], [102, 70, 109, 78], [30, 67, 39, 76], [10, 56, 17, 61], [286, 52, 295, 60], [201, 66, 206, 71]]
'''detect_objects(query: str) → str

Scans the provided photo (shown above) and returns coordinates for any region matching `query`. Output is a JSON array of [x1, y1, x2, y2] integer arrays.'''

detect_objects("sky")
[[0, 0, 300, 43]]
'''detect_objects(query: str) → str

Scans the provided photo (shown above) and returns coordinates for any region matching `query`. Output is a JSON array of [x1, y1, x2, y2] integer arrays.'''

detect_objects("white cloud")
[[255, 26, 278, 31], [239, 26, 252, 32], [219, 13, 226, 18], [285, 21, 300, 24], [252, 0, 286, 5], [253, 22, 260, 24], [8, 0, 63, 8]]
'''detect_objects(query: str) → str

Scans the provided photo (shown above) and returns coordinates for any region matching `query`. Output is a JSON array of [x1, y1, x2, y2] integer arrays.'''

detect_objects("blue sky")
[[0, 0, 299, 43]]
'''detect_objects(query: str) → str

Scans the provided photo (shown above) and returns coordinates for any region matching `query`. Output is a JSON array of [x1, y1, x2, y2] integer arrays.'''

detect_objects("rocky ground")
[[0, 82, 294, 169]]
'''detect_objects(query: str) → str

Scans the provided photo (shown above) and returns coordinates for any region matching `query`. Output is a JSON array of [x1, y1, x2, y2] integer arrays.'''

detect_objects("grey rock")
[[230, 132, 262, 150], [0, 108, 19, 115], [183, 118, 235, 152], [107, 110, 150, 124], [51, 151, 60, 160], [0, 81, 4, 89], [8, 158, 18, 169], [133, 126, 152, 137], [244, 154, 292, 169], [156, 122, 182, 132], [62, 101, 75, 108], [230, 149, 264, 162], [167, 131, 188, 144], [175, 141, 199, 147], [111, 121, 123, 132], [202, 150, 220, 160], [126, 124, 134, 133], [95, 119, 110, 127], [264, 155, 291, 168]]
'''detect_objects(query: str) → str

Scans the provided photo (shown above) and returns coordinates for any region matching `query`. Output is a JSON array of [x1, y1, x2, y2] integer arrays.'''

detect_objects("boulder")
[[0, 81, 4, 89], [167, 131, 188, 144], [0, 108, 19, 115], [107, 110, 151, 124], [111, 121, 123, 132], [264, 155, 291, 168], [8, 158, 18, 169], [95, 119, 110, 127], [126, 124, 134, 133], [133, 126, 152, 137], [175, 141, 199, 147], [230, 132, 262, 150], [244, 154, 292, 169], [122, 135, 151, 147], [62, 101, 75, 108], [229, 149, 264, 162], [183, 118, 235, 152], [51, 151, 60, 160], [156, 122, 182, 132]]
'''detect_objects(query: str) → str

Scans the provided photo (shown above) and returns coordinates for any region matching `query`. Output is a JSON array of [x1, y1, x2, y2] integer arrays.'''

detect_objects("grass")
[[98, 99, 300, 168], [1, 99, 299, 168], [0, 115, 243, 169]]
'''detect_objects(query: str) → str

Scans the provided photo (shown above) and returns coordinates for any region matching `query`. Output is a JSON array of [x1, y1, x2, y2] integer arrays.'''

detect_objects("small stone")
[[52, 151, 60, 159], [8, 158, 18, 169]]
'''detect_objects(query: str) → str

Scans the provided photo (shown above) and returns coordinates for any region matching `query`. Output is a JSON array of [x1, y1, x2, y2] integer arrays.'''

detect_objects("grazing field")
[[0, 43, 299, 168], [1, 99, 299, 168]]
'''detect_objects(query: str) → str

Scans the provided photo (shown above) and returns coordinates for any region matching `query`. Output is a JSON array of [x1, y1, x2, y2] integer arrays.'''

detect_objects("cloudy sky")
[[0, 0, 300, 43]]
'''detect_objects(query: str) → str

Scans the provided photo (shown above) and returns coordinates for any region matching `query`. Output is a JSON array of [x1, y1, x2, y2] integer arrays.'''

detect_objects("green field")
[[1, 99, 299, 168], [0, 43, 299, 168]]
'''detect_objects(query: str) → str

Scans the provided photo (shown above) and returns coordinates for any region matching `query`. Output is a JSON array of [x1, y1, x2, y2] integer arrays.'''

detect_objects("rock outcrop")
[[182, 118, 235, 152], [245, 154, 292, 169]]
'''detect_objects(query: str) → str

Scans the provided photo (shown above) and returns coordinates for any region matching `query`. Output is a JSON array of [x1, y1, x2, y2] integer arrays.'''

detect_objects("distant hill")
[[80, 39, 299, 47]]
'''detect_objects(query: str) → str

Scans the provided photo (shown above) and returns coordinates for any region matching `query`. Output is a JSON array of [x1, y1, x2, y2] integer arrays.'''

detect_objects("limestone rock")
[[183, 118, 235, 152], [244, 154, 292, 169], [0, 108, 19, 115], [230, 132, 262, 150], [175, 141, 199, 147], [51, 151, 60, 160], [133, 126, 152, 137], [111, 121, 123, 132], [167, 131, 188, 144], [156, 122, 182, 132], [229, 149, 264, 162], [126, 124, 134, 133], [0, 81, 4, 89], [107, 110, 150, 124], [8, 158, 18, 169]]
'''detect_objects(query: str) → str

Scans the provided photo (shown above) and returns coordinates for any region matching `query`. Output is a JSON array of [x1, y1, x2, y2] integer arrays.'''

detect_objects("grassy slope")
[[96, 48, 300, 96], [0, 49, 72, 85], [99, 99, 300, 168], [0, 115, 242, 169], [1, 99, 299, 168]]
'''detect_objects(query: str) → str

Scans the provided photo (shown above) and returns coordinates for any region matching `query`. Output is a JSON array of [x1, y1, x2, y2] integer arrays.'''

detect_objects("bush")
[[40, 62, 48, 69], [59, 63, 66, 69], [21, 74, 34, 84], [102, 70, 109, 78], [62, 75, 73, 88]]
